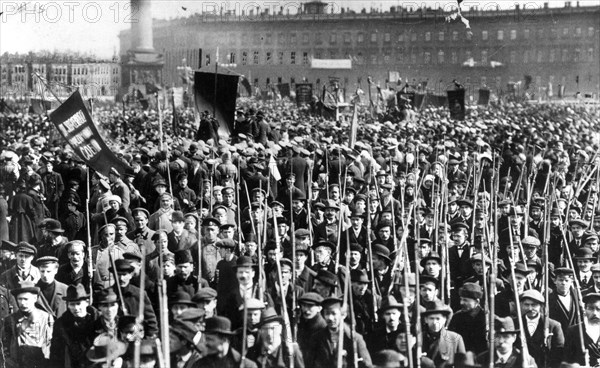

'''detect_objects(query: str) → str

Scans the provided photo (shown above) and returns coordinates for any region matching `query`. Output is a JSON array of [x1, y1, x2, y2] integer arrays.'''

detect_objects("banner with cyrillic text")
[[49, 90, 131, 176]]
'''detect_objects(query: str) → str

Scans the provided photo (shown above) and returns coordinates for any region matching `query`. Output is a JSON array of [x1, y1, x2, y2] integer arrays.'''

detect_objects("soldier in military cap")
[[110, 259, 159, 337], [215, 238, 238, 308], [112, 216, 141, 256], [199, 217, 222, 284], [2, 281, 53, 368], [127, 207, 156, 256], [34, 256, 68, 318], [149, 192, 176, 232]]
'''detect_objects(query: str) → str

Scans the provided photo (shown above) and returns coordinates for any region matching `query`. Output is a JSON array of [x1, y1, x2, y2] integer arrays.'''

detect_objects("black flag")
[[447, 89, 466, 120], [194, 71, 239, 135], [478, 89, 490, 105]]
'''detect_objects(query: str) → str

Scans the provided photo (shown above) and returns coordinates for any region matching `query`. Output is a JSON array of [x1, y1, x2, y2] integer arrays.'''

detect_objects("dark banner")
[[447, 89, 466, 120], [277, 83, 290, 98], [295, 83, 313, 106], [397, 92, 416, 108], [194, 71, 239, 135], [30, 98, 52, 115], [49, 91, 131, 176], [478, 89, 490, 105]]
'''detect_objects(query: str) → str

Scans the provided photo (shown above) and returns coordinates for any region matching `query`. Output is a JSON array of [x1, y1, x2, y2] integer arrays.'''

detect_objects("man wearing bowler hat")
[[372, 242, 393, 297], [167, 210, 198, 254], [516, 289, 564, 368], [193, 316, 258, 368], [351, 268, 378, 335], [110, 259, 159, 338], [476, 316, 537, 367], [247, 307, 305, 368], [2, 281, 54, 368], [367, 295, 404, 353], [37, 218, 69, 265], [573, 246, 596, 289], [563, 292, 600, 366], [50, 284, 99, 368]]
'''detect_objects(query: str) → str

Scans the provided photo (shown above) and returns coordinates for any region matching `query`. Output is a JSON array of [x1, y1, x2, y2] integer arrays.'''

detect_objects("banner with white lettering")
[[49, 90, 131, 176]]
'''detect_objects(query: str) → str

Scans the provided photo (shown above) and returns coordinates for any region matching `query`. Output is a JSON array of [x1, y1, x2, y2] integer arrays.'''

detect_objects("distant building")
[[119, 1, 600, 99]]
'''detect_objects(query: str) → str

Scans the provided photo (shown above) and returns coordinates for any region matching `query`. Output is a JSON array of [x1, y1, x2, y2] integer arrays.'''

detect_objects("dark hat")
[[169, 291, 196, 306], [16, 242, 36, 256], [574, 247, 595, 260], [421, 300, 452, 317], [233, 256, 256, 269], [192, 287, 218, 303], [520, 289, 545, 304], [513, 263, 532, 276], [109, 259, 134, 274], [569, 219, 589, 228], [494, 315, 519, 334], [117, 315, 138, 330], [96, 288, 120, 304], [459, 283, 483, 300], [202, 217, 221, 227], [298, 292, 324, 305], [204, 316, 236, 335], [554, 267, 575, 277], [314, 240, 336, 253], [372, 349, 406, 368], [123, 252, 142, 263], [216, 238, 236, 249], [322, 296, 344, 309], [451, 222, 469, 232], [162, 206, 182, 220], [10, 281, 40, 296], [86, 335, 127, 363], [349, 243, 364, 253], [350, 269, 370, 284], [178, 308, 205, 322], [456, 199, 473, 208], [379, 295, 403, 312], [153, 178, 167, 188], [44, 218, 64, 233], [315, 269, 338, 287], [151, 229, 168, 241], [0, 240, 16, 252], [376, 220, 393, 231], [583, 293, 600, 304], [420, 275, 440, 288], [111, 216, 129, 227], [35, 256, 59, 267], [257, 307, 284, 327], [372, 243, 392, 263], [420, 252, 442, 267], [63, 283, 90, 301], [296, 243, 310, 254], [174, 250, 194, 265], [109, 167, 121, 177]]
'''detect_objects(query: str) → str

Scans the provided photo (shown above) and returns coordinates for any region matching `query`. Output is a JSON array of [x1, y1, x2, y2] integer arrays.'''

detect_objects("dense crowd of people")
[[0, 96, 599, 368]]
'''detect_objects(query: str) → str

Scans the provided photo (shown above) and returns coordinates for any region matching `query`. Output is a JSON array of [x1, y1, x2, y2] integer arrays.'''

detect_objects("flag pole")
[[213, 47, 219, 117]]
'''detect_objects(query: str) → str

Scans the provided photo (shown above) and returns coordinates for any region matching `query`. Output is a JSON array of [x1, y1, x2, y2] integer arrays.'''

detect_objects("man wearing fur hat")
[[448, 282, 488, 355]]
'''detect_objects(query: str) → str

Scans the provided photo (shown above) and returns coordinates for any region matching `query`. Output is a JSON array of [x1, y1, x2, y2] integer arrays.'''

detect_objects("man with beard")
[[192, 316, 257, 368], [167, 250, 205, 296], [516, 289, 564, 368], [351, 269, 377, 335], [56, 240, 97, 293], [314, 200, 341, 245], [448, 283, 488, 354], [296, 292, 325, 357], [111, 259, 159, 337], [367, 295, 404, 353], [247, 307, 305, 368], [50, 284, 99, 368], [563, 292, 600, 366], [477, 316, 537, 367], [37, 219, 69, 265]]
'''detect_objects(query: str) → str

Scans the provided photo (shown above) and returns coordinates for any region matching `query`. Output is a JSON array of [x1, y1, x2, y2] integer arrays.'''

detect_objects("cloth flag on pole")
[[193, 71, 239, 136], [49, 90, 131, 176], [349, 103, 359, 147], [268, 155, 281, 181]]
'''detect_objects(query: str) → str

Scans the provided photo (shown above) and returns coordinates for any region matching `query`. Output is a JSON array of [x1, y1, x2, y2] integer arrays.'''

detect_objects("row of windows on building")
[[201, 46, 596, 66], [210, 26, 596, 47]]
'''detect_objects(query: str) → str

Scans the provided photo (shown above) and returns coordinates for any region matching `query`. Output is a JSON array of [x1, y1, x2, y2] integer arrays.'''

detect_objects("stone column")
[[131, 0, 154, 52]]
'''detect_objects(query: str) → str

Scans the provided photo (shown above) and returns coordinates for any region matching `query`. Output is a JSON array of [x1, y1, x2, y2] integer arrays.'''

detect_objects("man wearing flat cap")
[[297, 292, 326, 357], [0, 241, 40, 290], [549, 267, 579, 334], [448, 282, 488, 355], [111, 259, 159, 338], [563, 293, 600, 366], [515, 289, 564, 368], [1, 281, 54, 368]]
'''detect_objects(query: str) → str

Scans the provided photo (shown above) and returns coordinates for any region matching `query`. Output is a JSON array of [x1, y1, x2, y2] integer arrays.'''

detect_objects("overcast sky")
[[1, 0, 598, 59]]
